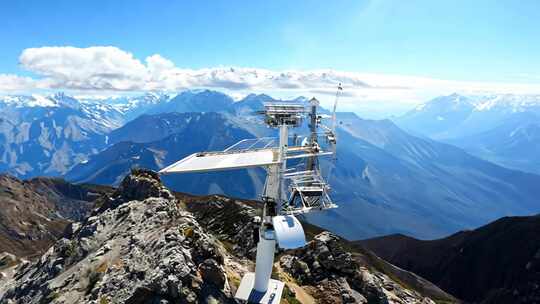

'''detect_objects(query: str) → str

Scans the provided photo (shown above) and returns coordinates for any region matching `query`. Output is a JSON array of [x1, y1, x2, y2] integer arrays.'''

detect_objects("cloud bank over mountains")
[[1, 46, 540, 113], [6, 46, 374, 92]]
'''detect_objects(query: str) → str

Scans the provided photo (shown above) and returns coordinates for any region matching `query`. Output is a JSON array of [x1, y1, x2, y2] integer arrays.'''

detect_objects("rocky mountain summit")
[[0, 169, 236, 303], [0, 170, 450, 303]]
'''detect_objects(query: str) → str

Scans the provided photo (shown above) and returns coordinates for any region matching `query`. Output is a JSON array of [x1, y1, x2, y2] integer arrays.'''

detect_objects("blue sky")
[[1, 0, 540, 116]]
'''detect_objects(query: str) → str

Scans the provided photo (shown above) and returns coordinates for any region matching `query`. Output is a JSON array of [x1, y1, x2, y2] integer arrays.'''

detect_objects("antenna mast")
[[160, 91, 340, 303]]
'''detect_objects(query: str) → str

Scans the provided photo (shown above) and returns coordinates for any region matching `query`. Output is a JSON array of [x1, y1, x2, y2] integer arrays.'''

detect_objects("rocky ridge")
[[0, 170, 450, 303], [0, 169, 235, 303]]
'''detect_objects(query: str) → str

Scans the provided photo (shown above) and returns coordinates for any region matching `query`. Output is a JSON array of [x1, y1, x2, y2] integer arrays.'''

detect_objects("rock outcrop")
[[0, 169, 234, 303], [280, 232, 437, 304]]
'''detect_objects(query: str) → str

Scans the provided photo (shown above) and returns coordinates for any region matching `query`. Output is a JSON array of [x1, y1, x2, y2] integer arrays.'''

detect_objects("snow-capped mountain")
[[396, 93, 540, 138], [146, 89, 234, 114], [97, 92, 173, 121], [395, 93, 540, 173], [473, 94, 540, 113], [0, 93, 123, 178], [0, 93, 80, 109], [0, 90, 285, 178], [398, 93, 475, 137]]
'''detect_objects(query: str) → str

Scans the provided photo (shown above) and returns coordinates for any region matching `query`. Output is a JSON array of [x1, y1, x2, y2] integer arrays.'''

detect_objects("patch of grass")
[[0, 258, 19, 270], [99, 297, 110, 304], [43, 291, 60, 303], [96, 261, 109, 274], [182, 227, 194, 238], [87, 270, 101, 294], [227, 273, 241, 289], [271, 265, 280, 280], [64, 240, 77, 258], [282, 285, 301, 304], [85, 262, 108, 294], [94, 197, 105, 210], [220, 240, 235, 253], [111, 258, 124, 270]]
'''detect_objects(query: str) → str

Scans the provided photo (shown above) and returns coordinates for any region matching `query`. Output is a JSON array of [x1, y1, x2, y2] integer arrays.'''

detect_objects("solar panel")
[[159, 149, 279, 174]]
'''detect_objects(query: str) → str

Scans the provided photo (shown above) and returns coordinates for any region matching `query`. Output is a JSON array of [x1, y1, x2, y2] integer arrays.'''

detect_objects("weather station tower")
[[160, 85, 342, 303]]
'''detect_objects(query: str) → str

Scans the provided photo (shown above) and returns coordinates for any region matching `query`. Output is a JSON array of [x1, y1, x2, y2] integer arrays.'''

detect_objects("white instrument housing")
[[272, 215, 306, 249]]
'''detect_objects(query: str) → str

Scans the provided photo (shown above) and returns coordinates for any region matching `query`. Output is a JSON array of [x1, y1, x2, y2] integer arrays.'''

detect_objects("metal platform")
[[281, 170, 337, 215], [263, 103, 305, 127], [235, 272, 284, 304]]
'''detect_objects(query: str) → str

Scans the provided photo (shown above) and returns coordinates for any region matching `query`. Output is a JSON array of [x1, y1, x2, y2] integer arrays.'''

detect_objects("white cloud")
[[20, 46, 148, 90], [16, 46, 375, 93], [1, 45, 539, 114], [0, 74, 36, 91]]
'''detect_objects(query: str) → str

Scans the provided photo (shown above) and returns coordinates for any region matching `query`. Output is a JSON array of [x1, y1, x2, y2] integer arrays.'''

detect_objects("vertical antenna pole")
[[279, 123, 288, 202], [331, 83, 342, 135], [307, 98, 318, 171]]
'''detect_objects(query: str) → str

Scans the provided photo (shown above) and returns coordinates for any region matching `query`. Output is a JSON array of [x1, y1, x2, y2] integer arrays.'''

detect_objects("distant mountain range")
[[2, 90, 540, 241], [0, 90, 267, 179], [395, 93, 540, 173], [65, 112, 265, 198], [358, 214, 540, 303], [62, 96, 540, 240]]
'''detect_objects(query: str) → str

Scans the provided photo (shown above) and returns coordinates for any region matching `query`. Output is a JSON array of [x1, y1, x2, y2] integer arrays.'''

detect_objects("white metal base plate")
[[235, 272, 284, 304]]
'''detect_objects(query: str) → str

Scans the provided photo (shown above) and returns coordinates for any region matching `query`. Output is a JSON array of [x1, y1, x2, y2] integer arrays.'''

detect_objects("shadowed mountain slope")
[[0, 174, 110, 257], [358, 215, 540, 303]]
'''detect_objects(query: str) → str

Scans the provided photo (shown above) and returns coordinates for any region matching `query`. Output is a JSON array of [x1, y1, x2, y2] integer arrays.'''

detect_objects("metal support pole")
[[253, 123, 288, 293], [253, 232, 276, 292]]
